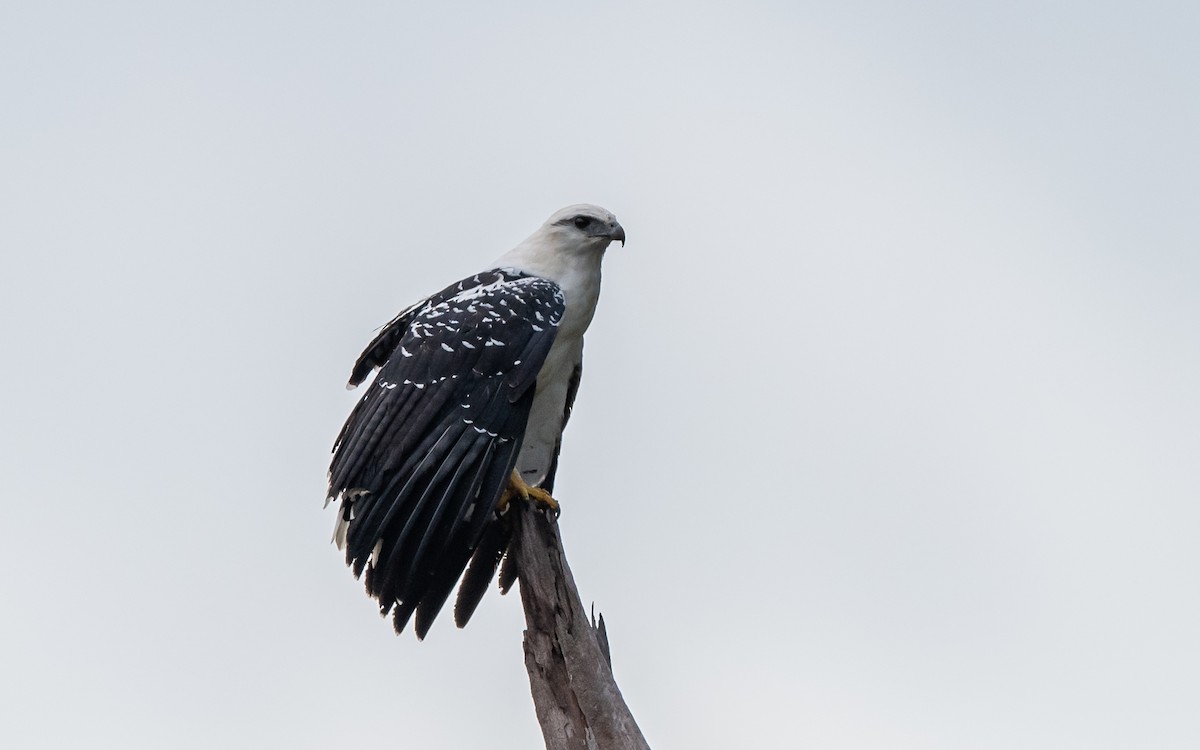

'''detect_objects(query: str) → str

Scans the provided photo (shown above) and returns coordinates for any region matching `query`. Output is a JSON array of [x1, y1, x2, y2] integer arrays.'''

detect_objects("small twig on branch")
[[507, 501, 651, 750]]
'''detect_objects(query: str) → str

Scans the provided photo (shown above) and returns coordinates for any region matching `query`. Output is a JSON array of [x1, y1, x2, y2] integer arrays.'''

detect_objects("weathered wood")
[[509, 502, 651, 750]]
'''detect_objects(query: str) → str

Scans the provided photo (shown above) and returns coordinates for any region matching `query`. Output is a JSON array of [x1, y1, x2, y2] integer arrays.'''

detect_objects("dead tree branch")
[[507, 502, 651, 750]]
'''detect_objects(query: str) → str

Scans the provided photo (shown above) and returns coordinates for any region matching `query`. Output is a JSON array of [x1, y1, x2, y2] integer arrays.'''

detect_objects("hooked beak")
[[609, 221, 626, 247]]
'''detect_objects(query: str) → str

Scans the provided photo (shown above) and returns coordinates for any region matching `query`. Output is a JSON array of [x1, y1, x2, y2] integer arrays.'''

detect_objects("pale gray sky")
[[3, 2, 1198, 748]]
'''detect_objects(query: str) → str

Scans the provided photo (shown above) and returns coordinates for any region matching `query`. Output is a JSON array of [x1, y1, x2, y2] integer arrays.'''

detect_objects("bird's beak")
[[609, 222, 626, 247]]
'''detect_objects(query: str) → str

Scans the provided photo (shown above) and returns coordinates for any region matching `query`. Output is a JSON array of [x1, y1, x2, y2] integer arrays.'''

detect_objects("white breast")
[[515, 334, 583, 486], [491, 227, 607, 488]]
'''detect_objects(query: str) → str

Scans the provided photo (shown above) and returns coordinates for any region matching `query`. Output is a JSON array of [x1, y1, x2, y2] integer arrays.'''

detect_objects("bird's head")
[[540, 204, 625, 252], [495, 204, 625, 283]]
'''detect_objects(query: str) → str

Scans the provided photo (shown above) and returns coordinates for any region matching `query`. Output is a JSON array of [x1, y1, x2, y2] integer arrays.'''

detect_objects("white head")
[[538, 204, 625, 250], [497, 204, 625, 282]]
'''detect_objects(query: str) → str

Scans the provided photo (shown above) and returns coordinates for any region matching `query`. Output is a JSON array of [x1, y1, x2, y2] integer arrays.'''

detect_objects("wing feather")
[[453, 521, 512, 628], [329, 269, 565, 637], [346, 298, 427, 388]]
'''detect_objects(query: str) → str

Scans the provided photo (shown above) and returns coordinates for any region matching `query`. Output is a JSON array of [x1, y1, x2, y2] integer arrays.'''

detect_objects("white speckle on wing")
[[441, 342, 454, 352], [441, 274, 512, 305]]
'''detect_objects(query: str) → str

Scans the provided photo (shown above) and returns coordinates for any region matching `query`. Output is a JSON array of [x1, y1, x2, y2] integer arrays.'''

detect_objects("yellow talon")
[[497, 470, 560, 516]]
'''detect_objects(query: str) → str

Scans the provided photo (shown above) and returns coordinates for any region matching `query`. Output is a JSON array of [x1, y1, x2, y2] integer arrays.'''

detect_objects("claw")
[[524, 484, 560, 516], [497, 471, 560, 516]]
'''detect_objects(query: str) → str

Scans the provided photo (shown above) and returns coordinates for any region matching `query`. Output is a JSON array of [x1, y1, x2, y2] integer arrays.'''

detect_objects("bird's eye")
[[573, 216, 591, 229]]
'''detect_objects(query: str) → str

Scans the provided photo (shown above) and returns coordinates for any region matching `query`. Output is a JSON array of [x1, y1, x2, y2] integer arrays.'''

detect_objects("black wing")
[[487, 360, 582, 604], [328, 269, 565, 638]]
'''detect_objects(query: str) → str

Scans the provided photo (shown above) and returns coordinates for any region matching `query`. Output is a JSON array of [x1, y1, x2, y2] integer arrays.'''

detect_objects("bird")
[[327, 204, 625, 639]]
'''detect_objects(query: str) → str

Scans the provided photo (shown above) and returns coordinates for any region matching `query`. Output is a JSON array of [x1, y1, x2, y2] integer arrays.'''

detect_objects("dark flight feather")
[[329, 269, 565, 637]]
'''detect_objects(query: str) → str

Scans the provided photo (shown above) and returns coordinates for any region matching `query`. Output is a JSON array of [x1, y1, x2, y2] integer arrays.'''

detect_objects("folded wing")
[[328, 269, 565, 638]]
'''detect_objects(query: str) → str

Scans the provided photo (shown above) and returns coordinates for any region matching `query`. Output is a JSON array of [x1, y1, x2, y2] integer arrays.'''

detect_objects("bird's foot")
[[496, 471, 560, 517]]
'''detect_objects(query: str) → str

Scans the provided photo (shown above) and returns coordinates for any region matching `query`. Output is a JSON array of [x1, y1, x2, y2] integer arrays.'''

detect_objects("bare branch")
[[509, 502, 651, 750]]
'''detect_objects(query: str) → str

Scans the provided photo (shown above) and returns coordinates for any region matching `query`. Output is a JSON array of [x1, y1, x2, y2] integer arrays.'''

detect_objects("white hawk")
[[328, 204, 625, 638]]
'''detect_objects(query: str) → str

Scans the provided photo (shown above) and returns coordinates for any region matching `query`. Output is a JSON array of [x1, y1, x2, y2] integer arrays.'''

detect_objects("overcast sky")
[[3, 2, 1199, 748]]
